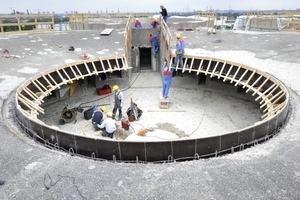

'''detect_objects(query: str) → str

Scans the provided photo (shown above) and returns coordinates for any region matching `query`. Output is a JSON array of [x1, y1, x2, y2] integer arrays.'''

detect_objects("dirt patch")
[[155, 122, 188, 138]]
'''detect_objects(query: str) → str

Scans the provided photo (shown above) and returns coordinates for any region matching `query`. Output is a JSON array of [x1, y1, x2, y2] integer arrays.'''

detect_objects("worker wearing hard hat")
[[173, 33, 185, 70], [92, 106, 106, 131], [134, 18, 142, 29], [96, 111, 117, 139], [150, 18, 159, 28], [112, 85, 124, 120]]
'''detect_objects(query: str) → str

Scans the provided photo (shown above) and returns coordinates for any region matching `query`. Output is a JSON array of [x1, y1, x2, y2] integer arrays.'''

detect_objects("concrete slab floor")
[[1, 27, 300, 199], [38, 71, 261, 141]]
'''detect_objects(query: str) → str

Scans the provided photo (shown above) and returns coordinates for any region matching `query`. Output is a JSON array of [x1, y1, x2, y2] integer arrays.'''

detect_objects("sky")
[[0, 0, 299, 14]]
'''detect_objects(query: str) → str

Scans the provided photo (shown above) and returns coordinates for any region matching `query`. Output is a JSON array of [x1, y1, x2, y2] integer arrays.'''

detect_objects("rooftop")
[[1, 23, 300, 199]]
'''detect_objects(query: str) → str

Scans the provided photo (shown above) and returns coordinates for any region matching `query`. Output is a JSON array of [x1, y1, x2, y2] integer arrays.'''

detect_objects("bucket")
[[121, 119, 129, 130]]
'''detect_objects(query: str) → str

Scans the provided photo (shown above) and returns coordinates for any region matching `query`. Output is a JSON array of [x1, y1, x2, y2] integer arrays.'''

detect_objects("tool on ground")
[[59, 105, 84, 125], [137, 128, 154, 136], [121, 119, 130, 130]]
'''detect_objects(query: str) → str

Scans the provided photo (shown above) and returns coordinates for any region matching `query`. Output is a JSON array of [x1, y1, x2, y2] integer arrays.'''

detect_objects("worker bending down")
[[97, 111, 117, 139], [134, 18, 142, 28], [112, 85, 123, 119], [162, 59, 174, 99], [92, 106, 106, 131]]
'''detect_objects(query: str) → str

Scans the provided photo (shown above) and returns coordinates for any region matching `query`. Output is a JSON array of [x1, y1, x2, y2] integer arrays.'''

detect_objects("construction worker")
[[150, 32, 159, 56], [150, 18, 159, 28], [97, 111, 117, 139], [160, 5, 168, 23], [162, 59, 174, 99], [92, 106, 106, 131], [134, 18, 142, 28], [173, 33, 185, 69], [112, 85, 123, 119]]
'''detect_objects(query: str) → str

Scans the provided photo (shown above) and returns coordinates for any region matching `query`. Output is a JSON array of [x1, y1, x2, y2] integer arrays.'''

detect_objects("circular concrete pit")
[[14, 53, 290, 162]]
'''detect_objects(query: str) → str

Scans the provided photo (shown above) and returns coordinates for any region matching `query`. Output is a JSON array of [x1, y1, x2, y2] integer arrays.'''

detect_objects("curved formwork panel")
[[14, 54, 290, 163]]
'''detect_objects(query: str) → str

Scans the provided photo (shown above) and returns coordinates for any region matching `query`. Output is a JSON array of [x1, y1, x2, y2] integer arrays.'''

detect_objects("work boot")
[[0, 180, 5, 185]]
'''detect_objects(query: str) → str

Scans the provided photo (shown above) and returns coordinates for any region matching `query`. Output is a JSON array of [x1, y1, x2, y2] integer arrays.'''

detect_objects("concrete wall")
[[247, 18, 278, 31], [130, 28, 161, 72], [70, 20, 207, 31], [131, 28, 158, 47], [168, 21, 207, 30]]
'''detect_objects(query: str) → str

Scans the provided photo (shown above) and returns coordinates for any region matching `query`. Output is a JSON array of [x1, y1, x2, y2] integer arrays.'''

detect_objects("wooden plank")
[[196, 59, 204, 75], [223, 64, 233, 82], [205, 59, 212, 75], [243, 70, 256, 88], [55, 69, 67, 85], [84, 61, 92, 75], [263, 92, 285, 113], [115, 57, 121, 70], [91, 61, 98, 74], [62, 68, 73, 83], [210, 61, 219, 78], [69, 65, 80, 80], [230, 65, 241, 83], [41, 74, 55, 90], [22, 87, 44, 104], [235, 69, 248, 86], [182, 58, 188, 73], [107, 59, 113, 72], [259, 84, 279, 104], [18, 94, 44, 113], [35, 79, 51, 95], [99, 58, 106, 72], [255, 83, 276, 102], [30, 79, 47, 96], [47, 73, 60, 89], [189, 57, 194, 73], [218, 62, 226, 79], [74, 65, 84, 79], [246, 75, 262, 93]]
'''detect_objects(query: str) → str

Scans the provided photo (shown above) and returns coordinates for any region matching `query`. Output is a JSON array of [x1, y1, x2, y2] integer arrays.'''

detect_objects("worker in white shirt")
[[97, 111, 117, 139]]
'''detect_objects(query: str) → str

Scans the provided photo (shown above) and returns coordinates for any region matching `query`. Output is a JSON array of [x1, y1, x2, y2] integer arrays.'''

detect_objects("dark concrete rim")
[[13, 53, 290, 163]]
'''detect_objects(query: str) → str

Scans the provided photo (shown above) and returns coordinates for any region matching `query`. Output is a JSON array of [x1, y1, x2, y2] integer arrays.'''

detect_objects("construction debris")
[[69, 46, 75, 51], [82, 53, 89, 60], [3, 49, 10, 58], [137, 128, 154, 136], [55, 42, 62, 48]]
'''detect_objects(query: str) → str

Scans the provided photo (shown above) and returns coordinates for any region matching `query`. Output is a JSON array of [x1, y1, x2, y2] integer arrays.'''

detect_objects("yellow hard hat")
[[106, 111, 113, 117], [176, 33, 181, 38], [112, 85, 119, 91], [100, 106, 106, 112]]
